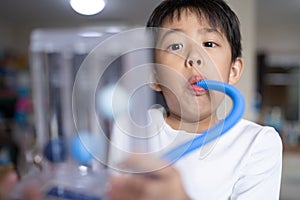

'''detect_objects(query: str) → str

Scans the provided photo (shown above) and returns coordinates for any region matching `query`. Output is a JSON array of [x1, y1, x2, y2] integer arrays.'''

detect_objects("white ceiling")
[[0, 0, 164, 28], [0, 0, 299, 29]]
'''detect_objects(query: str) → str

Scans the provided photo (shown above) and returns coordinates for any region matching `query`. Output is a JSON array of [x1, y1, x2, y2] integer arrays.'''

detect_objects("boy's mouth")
[[188, 75, 207, 95]]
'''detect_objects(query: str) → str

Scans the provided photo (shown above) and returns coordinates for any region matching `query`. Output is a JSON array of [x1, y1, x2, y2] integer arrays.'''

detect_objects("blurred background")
[[0, 0, 299, 199]]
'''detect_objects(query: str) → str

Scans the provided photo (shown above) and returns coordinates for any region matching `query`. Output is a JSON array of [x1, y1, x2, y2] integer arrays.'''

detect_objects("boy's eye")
[[167, 43, 183, 51], [203, 42, 217, 48]]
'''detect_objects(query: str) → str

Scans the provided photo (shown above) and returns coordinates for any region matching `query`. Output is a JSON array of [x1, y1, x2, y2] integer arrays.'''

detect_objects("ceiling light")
[[106, 26, 123, 33], [78, 31, 103, 37], [70, 0, 106, 15]]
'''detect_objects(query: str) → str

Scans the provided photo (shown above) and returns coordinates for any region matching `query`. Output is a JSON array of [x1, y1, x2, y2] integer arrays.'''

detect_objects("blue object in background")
[[70, 132, 100, 165], [44, 138, 67, 163], [0, 146, 12, 165]]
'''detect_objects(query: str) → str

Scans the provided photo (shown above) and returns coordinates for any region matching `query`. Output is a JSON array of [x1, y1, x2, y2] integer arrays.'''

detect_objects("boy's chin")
[[179, 111, 210, 123]]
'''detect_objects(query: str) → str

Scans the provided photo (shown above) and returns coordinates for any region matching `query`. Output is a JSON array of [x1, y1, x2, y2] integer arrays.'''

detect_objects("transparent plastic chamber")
[[12, 27, 156, 199]]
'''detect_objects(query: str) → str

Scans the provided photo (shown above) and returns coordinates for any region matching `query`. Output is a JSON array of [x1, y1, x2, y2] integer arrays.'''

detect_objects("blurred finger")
[[23, 185, 43, 200], [108, 175, 146, 200], [118, 154, 172, 175]]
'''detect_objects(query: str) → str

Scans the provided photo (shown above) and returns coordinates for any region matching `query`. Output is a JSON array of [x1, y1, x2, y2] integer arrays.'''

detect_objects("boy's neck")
[[166, 113, 219, 133]]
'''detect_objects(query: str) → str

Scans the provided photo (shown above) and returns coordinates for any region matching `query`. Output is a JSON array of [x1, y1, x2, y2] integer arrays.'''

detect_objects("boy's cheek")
[[155, 50, 183, 65], [156, 71, 186, 91]]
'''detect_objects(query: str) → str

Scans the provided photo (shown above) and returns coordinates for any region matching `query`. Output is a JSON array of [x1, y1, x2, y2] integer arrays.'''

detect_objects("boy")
[[107, 0, 282, 199]]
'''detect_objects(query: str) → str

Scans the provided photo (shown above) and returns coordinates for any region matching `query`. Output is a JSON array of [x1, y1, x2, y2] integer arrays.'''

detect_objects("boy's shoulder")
[[231, 119, 282, 150], [236, 119, 277, 134]]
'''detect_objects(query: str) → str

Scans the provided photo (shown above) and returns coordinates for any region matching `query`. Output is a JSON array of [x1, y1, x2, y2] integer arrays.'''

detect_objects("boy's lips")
[[188, 75, 207, 95]]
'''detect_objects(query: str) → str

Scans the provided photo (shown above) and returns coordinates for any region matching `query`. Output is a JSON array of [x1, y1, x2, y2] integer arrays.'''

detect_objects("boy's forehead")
[[160, 8, 222, 34], [161, 8, 207, 26], [159, 10, 221, 35]]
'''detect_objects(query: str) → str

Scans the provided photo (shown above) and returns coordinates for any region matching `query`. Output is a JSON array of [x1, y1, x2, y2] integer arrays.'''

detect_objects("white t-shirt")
[[109, 109, 283, 199]]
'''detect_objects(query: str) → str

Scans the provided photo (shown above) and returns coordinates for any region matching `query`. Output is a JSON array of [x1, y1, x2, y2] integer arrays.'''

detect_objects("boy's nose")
[[188, 59, 201, 67], [185, 43, 203, 69], [187, 57, 201, 68]]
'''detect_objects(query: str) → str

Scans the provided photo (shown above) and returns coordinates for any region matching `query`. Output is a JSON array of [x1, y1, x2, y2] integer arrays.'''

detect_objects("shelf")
[[283, 143, 300, 153]]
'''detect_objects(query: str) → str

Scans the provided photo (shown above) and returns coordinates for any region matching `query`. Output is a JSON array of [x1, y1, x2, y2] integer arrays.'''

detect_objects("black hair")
[[146, 0, 242, 62]]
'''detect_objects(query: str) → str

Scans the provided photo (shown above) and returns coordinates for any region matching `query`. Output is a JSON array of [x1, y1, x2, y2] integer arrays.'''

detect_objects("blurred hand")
[[21, 184, 43, 200], [107, 155, 190, 200], [0, 166, 18, 199], [0, 165, 42, 200]]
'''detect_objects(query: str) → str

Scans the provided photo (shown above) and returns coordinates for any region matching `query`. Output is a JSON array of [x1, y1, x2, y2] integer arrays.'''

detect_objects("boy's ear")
[[229, 57, 244, 85], [149, 71, 162, 92]]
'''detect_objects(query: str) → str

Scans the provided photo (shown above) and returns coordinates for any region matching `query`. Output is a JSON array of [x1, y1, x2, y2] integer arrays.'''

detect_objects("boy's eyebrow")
[[199, 28, 223, 38], [158, 28, 183, 42]]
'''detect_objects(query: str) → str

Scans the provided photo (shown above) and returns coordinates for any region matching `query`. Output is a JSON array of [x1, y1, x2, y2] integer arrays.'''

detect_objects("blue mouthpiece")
[[194, 79, 209, 89], [162, 80, 245, 162]]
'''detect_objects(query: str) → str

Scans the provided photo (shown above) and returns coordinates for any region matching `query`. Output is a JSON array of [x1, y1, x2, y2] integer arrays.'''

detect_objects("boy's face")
[[152, 10, 243, 129]]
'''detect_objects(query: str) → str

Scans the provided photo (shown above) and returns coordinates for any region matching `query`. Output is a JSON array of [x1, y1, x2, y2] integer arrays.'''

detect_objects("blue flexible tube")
[[162, 80, 245, 162]]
